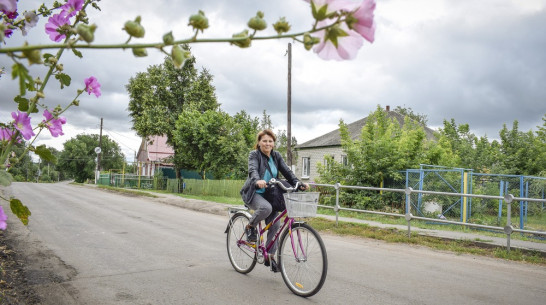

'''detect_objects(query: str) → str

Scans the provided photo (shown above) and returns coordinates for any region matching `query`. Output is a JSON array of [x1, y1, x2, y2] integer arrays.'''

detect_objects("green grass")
[[316, 207, 546, 244], [306, 217, 546, 265], [95, 185, 159, 198]]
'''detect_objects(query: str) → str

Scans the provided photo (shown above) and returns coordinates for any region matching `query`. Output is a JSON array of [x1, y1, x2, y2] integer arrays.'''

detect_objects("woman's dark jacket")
[[240, 149, 299, 206]]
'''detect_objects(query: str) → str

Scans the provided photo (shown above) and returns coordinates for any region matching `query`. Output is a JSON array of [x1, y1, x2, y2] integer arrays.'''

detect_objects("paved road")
[[3, 182, 546, 304]]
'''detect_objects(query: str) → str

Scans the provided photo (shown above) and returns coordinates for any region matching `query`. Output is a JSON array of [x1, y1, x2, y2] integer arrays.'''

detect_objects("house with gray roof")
[[294, 106, 436, 181]]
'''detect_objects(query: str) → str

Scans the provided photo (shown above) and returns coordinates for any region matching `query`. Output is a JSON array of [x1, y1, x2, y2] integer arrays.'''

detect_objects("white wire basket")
[[283, 192, 320, 218]]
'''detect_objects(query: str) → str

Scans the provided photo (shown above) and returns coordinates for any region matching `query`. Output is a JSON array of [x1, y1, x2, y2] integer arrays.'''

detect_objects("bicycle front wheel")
[[226, 213, 257, 274], [278, 222, 327, 297]]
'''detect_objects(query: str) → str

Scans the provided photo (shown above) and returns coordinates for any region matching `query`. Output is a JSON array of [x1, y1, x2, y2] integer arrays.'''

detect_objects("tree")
[[275, 129, 298, 166], [173, 108, 257, 179], [499, 120, 542, 175], [126, 53, 219, 177], [6, 142, 35, 182], [394, 106, 428, 125], [58, 134, 124, 183]]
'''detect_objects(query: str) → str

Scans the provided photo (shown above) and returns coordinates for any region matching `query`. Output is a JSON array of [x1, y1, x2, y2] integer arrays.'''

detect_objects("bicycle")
[[225, 179, 327, 297]]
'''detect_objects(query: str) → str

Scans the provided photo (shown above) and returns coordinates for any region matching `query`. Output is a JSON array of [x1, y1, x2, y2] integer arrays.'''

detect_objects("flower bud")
[[188, 10, 209, 32], [72, 99, 80, 106], [56, 64, 64, 71], [124, 16, 145, 38], [171, 44, 191, 68], [132, 47, 148, 57], [77, 24, 97, 43], [230, 29, 251, 48], [303, 33, 320, 50], [273, 17, 291, 35], [22, 42, 42, 65], [163, 31, 174, 45], [0, 24, 6, 42], [247, 11, 267, 31], [36, 92, 45, 99]]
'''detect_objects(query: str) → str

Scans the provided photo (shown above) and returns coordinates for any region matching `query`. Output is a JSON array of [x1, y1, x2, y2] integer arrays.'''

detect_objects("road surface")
[[3, 182, 545, 304]]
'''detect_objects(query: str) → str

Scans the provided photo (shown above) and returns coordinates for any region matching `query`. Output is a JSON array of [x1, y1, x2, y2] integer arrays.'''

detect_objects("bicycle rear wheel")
[[226, 213, 257, 274], [278, 222, 327, 297]]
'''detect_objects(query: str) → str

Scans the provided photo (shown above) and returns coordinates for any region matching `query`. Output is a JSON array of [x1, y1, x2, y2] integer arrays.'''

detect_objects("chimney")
[[386, 105, 390, 112]]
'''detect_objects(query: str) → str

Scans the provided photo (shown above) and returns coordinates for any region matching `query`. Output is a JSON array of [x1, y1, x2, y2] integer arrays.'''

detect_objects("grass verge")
[[307, 217, 546, 265]]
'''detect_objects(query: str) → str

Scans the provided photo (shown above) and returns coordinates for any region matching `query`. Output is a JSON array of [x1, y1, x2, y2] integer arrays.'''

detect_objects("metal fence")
[[399, 166, 546, 229], [98, 174, 181, 193], [311, 182, 546, 251]]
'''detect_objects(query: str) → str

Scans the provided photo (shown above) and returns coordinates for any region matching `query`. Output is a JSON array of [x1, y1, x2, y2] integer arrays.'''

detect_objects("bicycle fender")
[[224, 211, 252, 233]]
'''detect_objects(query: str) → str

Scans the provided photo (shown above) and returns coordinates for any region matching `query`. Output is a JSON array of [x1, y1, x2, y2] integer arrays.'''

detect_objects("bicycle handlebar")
[[268, 178, 304, 192]]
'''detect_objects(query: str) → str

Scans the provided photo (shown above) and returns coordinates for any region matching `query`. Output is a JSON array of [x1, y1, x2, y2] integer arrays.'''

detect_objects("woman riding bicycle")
[[240, 129, 309, 271]]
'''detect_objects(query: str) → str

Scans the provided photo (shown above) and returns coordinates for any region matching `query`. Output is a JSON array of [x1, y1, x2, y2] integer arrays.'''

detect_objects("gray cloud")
[[2, 0, 545, 160]]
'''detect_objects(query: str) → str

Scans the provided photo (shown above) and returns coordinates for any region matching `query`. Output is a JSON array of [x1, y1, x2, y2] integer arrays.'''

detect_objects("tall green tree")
[[58, 134, 124, 183], [499, 120, 542, 175], [173, 108, 258, 179], [126, 52, 219, 177]]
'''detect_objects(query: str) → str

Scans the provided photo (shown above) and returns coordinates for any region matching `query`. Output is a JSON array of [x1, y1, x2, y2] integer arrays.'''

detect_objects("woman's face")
[[258, 134, 275, 156]]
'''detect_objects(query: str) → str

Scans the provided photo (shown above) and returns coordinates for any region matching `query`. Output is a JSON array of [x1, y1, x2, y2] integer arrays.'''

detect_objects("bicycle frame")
[[235, 208, 307, 263]]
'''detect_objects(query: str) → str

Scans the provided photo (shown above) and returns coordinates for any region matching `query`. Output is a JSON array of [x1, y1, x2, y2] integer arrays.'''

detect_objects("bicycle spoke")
[[279, 223, 327, 297]]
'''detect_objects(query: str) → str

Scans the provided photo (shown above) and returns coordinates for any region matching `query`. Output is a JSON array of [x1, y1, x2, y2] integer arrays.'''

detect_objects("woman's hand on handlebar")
[[299, 183, 310, 191], [256, 180, 267, 189]]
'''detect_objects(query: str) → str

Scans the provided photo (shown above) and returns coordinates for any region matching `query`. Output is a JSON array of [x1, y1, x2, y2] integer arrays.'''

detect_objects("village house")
[[136, 135, 174, 177], [294, 106, 436, 181]]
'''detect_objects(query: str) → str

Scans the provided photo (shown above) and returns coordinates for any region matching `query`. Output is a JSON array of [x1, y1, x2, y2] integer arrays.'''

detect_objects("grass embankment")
[[89, 185, 546, 265]]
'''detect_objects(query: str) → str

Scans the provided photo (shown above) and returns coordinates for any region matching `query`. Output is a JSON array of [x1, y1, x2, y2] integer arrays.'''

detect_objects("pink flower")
[[0, 0, 17, 14], [11, 111, 35, 140], [45, 12, 70, 42], [0, 206, 7, 230], [42, 109, 67, 137], [313, 22, 363, 60], [347, 0, 376, 43], [84, 76, 101, 97], [0, 127, 16, 142], [61, 0, 84, 18]]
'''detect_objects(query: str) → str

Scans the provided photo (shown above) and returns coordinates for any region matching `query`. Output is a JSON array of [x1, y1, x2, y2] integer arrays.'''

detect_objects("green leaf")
[[55, 73, 72, 89], [11, 63, 34, 96], [14, 95, 30, 111], [72, 48, 83, 58], [0, 170, 13, 187], [10, 198, 31, 226], [35, 145, 58, 164], [43, 53, 54, 61]]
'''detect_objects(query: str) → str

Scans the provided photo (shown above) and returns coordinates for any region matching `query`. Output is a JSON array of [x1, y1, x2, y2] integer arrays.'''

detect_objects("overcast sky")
[[1, 0, 545, 162]]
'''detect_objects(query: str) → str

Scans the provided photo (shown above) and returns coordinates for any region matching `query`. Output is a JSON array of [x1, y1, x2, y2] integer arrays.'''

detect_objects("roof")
[[137, 135, 174, 162], [296, 110, 436, 149]]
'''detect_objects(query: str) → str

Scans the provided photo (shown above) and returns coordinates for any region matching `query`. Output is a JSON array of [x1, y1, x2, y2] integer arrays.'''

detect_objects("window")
[[341, 155, 348, 167], [302, 157, 310, 178]]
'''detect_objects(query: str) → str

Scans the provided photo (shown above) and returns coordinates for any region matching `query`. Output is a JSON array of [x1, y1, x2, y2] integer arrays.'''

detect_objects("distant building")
[[294, 106, 436, 181], [136, 135, 174, 177]]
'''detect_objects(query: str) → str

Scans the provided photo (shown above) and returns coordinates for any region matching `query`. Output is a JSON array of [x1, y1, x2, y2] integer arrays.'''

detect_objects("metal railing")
[[310, 182, 546, 251]]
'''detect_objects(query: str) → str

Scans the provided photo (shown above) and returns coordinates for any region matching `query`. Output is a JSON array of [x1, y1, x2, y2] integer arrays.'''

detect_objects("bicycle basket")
[[283, 192, 320, 218]]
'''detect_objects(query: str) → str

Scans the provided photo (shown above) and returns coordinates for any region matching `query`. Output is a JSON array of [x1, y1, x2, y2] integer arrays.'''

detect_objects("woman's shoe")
[[245, 225, 257, 242], [265, 256, 279, 273]]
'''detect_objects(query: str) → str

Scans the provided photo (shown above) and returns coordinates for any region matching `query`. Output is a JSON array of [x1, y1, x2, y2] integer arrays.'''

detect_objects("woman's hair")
[[253, 129, 276, 149]]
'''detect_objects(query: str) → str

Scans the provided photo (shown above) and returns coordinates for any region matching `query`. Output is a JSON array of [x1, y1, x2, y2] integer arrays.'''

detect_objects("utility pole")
[[287, 42, 292, 167], [98, 118, 103, 171]]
